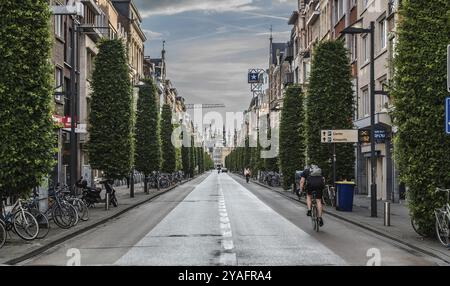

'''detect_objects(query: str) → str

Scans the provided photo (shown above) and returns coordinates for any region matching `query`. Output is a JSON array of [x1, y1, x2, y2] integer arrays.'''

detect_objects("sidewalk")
[[0, 176, 201, 265], [243, 176, 450, 264]]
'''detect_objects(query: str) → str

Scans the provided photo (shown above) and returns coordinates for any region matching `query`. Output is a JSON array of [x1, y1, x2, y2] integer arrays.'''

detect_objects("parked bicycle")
[[434, 187, 450, 247], [22, 192, 51, 239], [0, 218, 7, 248], [0, 197, 39, 241], [322, 185, 336, 207], [46, 185, 78, 229]]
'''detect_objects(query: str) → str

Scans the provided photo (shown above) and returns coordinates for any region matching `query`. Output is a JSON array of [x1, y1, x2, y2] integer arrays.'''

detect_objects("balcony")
[[306, 8, 320, 26], [284, 43, 294, 62], [284, 72, 294, 86], [354, 112, 392, 130]]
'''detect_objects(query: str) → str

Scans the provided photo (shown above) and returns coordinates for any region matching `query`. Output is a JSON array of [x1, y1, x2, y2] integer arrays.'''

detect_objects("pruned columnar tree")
[[306, 40, 354, 183], [279, 85, 305, 190], [197, 147, 204, 173], [392, 0, 450, 235], [0, 0, 55, 197], [189, 135, 195, 177], [264, 127, 279, 172], [134, 79, 161, 193], [88, 39, 134, 180], [160, 104, 176, 173], [181, 131, 191, 178]]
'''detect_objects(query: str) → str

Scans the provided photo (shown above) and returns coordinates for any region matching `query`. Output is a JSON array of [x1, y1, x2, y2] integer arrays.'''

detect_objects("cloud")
[[163, 34, 268, 116], [136, 0, 258, 17], [237, 11, 289, 21], [143, 29, 164, 40]]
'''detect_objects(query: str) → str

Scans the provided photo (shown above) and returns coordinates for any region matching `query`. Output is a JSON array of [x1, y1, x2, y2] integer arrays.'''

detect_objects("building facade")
[[284, 0, 400, 201]]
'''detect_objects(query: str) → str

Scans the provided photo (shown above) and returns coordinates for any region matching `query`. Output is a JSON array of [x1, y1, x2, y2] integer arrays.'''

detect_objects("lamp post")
[[341, 19, 377, 217]]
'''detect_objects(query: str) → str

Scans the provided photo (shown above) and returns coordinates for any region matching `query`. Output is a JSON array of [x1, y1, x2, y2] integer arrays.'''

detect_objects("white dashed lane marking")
[[217, 176, 237, 265]]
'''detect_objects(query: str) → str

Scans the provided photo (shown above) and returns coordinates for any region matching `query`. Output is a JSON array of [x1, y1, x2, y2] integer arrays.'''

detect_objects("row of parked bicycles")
[[258, 171, 282, 187], [0, 170, 189, 249], [146, 171, 184, 189], [0, 178, 120, 249]]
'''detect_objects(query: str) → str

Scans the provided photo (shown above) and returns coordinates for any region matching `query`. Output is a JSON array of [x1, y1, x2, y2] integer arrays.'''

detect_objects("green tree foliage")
[[88, 39, 133, 180], [264, 126, 279, 172], [391, 0, 450, 235], [160, 104, 176, 173], [279, 85, 305, 190], [305, 40, 354, 183], [176, 147, 182, 171], [189, 135, 195, 177], [0, 0, 56, 196], [181, 130, 191, 177], [134, 79, 161, 192], [197, 147, 204, 173], [204, 152, 214, 170]]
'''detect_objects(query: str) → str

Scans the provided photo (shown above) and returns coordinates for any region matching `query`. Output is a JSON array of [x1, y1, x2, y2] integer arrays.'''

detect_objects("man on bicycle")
[[299, 164, 325, 227]]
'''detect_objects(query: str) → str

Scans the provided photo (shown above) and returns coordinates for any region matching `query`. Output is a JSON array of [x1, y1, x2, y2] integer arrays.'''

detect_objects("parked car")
[[221, 168, 228, 173]]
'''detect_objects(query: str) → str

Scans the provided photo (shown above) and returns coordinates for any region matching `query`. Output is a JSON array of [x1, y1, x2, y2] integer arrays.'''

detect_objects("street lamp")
[[341, 19, 378, 217]]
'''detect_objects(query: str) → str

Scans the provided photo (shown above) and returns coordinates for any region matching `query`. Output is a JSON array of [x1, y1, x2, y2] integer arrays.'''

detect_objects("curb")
[[232, 174, 450, 264], [4, 177, 198, 265]]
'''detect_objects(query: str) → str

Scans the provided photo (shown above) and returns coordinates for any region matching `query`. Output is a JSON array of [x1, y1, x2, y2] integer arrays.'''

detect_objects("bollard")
[[384, 201, 391, 226], [105, 193, 110, 211]]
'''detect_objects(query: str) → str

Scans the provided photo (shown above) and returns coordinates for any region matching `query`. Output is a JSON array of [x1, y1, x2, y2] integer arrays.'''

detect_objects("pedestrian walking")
[[244, 167, 251, 183]]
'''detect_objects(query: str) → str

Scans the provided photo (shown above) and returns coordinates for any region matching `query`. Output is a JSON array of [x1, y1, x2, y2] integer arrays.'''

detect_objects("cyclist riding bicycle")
[[299, 164, 325, 227]]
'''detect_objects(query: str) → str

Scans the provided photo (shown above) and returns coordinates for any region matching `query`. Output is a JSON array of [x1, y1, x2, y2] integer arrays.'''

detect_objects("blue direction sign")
[[446, 97, 450, 134], [248, 72, 259, 83]]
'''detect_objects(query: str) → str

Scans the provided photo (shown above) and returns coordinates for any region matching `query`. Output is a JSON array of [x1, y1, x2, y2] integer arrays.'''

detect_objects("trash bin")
[[335, 181, 356, 212]]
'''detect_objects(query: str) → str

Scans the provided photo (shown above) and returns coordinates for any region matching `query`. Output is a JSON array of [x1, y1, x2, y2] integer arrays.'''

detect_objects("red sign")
[[52, 115, 76, 129]]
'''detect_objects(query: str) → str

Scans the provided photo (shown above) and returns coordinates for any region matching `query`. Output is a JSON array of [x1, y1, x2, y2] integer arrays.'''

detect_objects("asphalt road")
[[22, 172, 442, 266]]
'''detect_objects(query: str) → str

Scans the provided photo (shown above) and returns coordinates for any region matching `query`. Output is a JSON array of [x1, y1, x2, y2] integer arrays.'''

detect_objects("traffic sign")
[[321, 130, 358, 143], [359, 129, 371, 144], [446, 97, 450, 134], [248, 72, 260, 83]]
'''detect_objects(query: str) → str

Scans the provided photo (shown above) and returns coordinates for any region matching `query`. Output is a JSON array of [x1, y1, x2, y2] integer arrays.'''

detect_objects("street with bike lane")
[[17, 172, 445, 266]]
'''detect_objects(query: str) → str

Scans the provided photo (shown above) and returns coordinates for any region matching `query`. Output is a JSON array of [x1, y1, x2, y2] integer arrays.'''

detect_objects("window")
[[86, 50, 95, 80], [352, 79, 358, 120], [362, 87, 369, 117], [379, 18, 386, 50], [55, 67, 63, 88], [55, 15, 64, 38], [379, 78, 389, 111], [350, 34, 358, 61], [55, 67, 63, 101], [362, 35, 368, 62], [303, 61, 310, 82], [333, 0, 343, 24]]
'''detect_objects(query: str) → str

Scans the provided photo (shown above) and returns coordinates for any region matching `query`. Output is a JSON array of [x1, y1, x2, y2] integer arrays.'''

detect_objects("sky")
[[134, 0, 297, 122]]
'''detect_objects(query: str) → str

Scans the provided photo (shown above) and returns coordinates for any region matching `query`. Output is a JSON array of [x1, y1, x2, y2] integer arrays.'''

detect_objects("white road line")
[[217, 175, 237, 265]]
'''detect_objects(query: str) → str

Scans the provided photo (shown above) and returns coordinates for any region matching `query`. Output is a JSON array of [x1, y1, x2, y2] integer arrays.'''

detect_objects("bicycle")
[[0, 197, 39, 241], [411, 217, 428, 238], [434, 188, 450, 247], [47, 186, 78, 229], [323, 185, 336, 207], [61, 188, 89, 222], [22, 197, 51, 239], [0, 218, 6, 248], [310, 191, 321, 232]]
